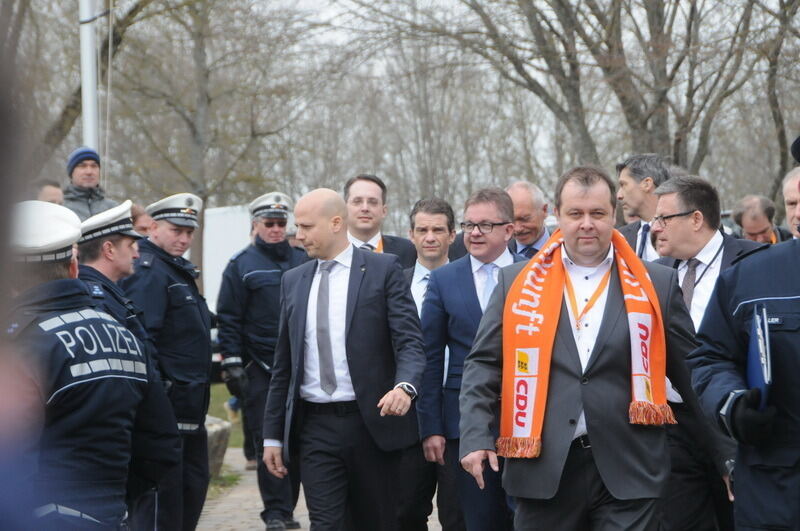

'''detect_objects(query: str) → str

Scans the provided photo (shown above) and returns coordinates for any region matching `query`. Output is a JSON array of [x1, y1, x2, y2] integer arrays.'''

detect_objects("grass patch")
[[206, 464, 241, 500], [209, 383, 244, 448]]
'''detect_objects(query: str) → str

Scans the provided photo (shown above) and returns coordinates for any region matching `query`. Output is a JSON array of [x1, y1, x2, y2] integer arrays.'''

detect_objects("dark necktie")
[[637, 223, 650, 258], [521, 246, 536, 259], [681, 258, 701, 310], [316, 260, 337, 395], [360, 243, 375, 252]]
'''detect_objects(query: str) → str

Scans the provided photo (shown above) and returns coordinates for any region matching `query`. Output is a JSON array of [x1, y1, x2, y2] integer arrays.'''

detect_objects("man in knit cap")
[[63, 146, 118, 220]]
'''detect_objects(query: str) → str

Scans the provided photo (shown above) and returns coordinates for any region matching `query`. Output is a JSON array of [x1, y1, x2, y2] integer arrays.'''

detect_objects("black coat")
[[120, 238, 212, 432], [216, 237, 309, 369], [263, 246, 426, 462], [7, 279, 180, 527]]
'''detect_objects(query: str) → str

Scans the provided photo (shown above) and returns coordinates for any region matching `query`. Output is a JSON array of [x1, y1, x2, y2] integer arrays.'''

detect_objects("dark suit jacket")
[[263, 246, 426, 462], [448, 232, 467, 261], [619, 220, 641, 250], [655, 231, 762, 271], [419, 254, 524, 441], [459, 259, 711, 500], [382, 234, 417, 269]]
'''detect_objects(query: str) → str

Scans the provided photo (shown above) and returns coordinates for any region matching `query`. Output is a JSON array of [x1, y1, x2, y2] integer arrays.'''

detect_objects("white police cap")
[[79, 200, 142, 243], [11, 200, 82, 262], [146, 193, 203, 228], [249, 192, 292, 220]]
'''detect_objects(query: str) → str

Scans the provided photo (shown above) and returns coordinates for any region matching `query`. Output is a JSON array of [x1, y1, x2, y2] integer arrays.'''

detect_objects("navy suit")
[[653, 232, 761, 531], [382, 234, 417, 269], [688, 240, 800, 530], [419, 254, 521, 531]]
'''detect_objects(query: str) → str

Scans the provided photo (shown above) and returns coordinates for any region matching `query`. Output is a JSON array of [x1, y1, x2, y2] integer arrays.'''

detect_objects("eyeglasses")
[[460, 221, 511, 234], [262, 220, 287, 228], [652, 210, 695, 228]]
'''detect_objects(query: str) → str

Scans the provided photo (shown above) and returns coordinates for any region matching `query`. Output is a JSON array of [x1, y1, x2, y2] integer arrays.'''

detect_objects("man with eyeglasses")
[[419, 188, 520, 531], [216, 192, 308, 531], [344, 174, 417, 268], [651, 176, 761, 531]]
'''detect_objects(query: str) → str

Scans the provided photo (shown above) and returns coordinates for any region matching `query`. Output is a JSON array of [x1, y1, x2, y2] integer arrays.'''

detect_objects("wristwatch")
[[397, 383, 417, 400]]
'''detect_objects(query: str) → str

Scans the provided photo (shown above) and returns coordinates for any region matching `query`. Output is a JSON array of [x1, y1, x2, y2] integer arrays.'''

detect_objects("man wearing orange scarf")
[[459, 166, 715, 531]]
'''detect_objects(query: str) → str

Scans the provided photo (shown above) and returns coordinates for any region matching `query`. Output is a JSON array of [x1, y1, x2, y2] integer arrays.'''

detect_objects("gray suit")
[[459, 259, 709, 503]]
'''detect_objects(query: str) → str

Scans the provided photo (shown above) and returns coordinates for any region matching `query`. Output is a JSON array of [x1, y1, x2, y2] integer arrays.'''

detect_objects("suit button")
[[569, 419, 576, 425], [581, 377, 589, 385]]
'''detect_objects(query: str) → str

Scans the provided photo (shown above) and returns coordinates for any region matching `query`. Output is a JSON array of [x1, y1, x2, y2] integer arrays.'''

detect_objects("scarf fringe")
[[496, 436, 542, 458], [629, 401, 677, 425]]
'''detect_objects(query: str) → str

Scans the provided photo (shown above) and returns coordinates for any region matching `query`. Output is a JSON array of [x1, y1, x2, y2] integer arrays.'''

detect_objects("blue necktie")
[[637, 223, 650, 258], [520, 246, 536, 259], [480, 263, 498, 311]]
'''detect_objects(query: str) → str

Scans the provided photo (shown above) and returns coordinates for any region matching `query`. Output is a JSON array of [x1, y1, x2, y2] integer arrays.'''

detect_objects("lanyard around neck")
[[564, 266, 613, 332], [688, 240, 724, 288]]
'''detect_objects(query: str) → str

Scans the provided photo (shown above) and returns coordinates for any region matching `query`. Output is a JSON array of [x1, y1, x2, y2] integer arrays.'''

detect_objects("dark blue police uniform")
[[120, 237, 212, 531], [217, 236, 308, 524], [78, 263, 181, 528], [7, 278, 180, 529], [688, 239, 800, 530]]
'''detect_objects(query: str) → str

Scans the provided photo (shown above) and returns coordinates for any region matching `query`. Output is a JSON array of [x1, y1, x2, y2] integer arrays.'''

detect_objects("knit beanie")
[[66, 146, 100, 177]]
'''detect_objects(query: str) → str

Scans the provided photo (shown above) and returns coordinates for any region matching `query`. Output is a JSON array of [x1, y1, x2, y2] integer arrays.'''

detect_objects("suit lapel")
[[720, 233, 737, 270], [455, 257, 483, 328], [293, 262, 315, 366], [585, 265, 625, 373], [554, 299, 583, 374], [346, 247, 365, 338]]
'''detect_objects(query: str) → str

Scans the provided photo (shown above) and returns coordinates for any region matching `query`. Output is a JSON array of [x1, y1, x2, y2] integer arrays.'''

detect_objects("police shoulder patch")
[[731, 243, 770, 266], [139, 252, 154, 268], [86, 281, 105, 299]]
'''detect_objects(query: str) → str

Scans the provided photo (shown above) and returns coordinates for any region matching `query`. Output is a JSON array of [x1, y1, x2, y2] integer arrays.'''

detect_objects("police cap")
[[79, 200, 142, 243], [146, 193, 203, 228], [12, 200, 82, 262], [249, 192, 291, 220]]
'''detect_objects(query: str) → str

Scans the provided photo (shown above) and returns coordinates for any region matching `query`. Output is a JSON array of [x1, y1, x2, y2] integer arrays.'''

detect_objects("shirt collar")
[[514, 227, 550, 254], [683, 230, 723, 268], [469, 248, 514, 273], [412, 261, 437, 283], [561, 243, 615, 272], [318, 243, 353, 270], [347, 231, 382, 248]]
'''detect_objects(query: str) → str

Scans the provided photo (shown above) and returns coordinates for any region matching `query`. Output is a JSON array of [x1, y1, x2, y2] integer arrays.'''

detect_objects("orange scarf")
[[496, 229, 675, 458]]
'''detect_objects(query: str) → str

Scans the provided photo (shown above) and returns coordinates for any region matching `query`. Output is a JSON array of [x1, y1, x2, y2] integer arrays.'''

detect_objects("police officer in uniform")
[[77, 200, 179, 527], [688, 160, 800, 530], [120, 193, 213, 531], [7, 201, 180, 529], [217, 192, 308, 530]]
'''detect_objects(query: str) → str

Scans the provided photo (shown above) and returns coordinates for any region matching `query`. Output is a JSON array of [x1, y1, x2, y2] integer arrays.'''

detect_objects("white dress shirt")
[[413, 260, 451, 386], [300, 245, 357, 403], [562, 245, 614, 438], [469, 249, 514, 312], [636, 221, 660, 262], [410, 261, 433, 316], [348, 231, 382, 250], [264, 245, 357, 448], [678, 231, 724, 331]]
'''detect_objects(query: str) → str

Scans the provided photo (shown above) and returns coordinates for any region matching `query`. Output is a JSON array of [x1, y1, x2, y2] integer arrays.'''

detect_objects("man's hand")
[[263, 446, 287, 479], [461, 449, 499, 490], [377, 388, 411, 417], [221, 365, 249, 399], [422, 435, 446, 465], [732, 388, 776, 446]]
